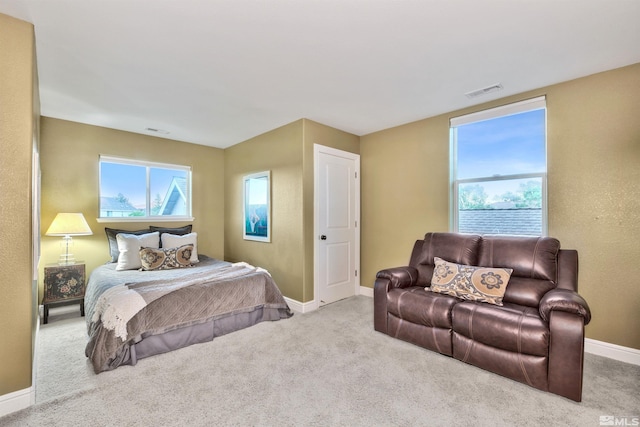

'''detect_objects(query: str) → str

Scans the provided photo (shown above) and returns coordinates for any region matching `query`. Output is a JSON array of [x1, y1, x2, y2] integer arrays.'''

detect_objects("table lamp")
[[45, 212, 93, 265]]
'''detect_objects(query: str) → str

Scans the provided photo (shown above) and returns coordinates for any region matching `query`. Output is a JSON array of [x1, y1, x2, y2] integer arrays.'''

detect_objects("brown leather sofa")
[[373, 232, 591, 401]]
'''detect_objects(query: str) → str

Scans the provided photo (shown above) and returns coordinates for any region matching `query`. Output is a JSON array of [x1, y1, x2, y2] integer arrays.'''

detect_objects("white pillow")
[[161, 232, 199, 263], [116, 232, 160, 271]]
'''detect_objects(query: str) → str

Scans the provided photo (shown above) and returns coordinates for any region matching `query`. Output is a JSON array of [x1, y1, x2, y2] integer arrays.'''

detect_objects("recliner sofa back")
[[408, 232, 570, 308], [408, 232, 481, 287], [478, 235, 562, 308]]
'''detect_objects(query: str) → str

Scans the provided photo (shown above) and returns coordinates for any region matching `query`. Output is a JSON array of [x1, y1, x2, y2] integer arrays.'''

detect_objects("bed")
[[84, 254, 293, 373]]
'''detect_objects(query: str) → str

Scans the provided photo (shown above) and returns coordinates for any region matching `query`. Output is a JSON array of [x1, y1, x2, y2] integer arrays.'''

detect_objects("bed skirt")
[[110, 305, 288, 368]]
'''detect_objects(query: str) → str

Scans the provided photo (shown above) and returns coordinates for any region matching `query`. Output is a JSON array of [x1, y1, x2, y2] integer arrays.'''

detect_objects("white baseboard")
[[585, 338, 640, 366], [284, 297, 318, 314], [359, 286, 373, 298], [0, 387, 33, 418], [286, 287, 374, 314]]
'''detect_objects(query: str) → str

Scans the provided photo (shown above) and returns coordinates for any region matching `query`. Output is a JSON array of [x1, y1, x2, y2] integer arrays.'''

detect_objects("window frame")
[[97, 155, 194, 223], [449, 96, 548, 236]]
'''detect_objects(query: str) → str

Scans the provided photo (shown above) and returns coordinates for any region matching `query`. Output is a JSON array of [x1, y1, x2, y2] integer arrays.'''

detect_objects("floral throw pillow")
[[161, 232, 199, 264], [139, 244, 194, 271], [427, 257, 513, 306]]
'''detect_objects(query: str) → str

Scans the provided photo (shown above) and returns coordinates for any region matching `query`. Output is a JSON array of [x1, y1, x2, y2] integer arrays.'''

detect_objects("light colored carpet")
[[2, 296, 639, 426]]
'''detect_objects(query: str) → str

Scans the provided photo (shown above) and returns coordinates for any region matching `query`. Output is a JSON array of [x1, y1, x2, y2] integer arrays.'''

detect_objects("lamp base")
[[59, 236, 76, 265]]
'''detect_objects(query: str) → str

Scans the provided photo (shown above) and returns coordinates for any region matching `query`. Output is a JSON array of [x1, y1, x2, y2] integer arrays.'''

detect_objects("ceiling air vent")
[[465, 83, 504, 99], [145, 127, 170, 134]]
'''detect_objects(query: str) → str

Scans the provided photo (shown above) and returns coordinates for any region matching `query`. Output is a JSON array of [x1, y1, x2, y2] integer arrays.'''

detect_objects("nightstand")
[[42, 263, 86, 324]]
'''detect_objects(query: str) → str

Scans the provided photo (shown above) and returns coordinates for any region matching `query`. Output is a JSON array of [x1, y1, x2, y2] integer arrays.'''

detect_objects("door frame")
[[313, 144, 361, 309]]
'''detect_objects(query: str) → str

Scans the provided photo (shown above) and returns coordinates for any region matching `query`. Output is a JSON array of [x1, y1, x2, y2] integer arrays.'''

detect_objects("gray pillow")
[[149, 225, 193, 247]]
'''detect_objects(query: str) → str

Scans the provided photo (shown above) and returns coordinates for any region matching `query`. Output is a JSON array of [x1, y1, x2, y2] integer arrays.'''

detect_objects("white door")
[[314, 145, 360, 306]]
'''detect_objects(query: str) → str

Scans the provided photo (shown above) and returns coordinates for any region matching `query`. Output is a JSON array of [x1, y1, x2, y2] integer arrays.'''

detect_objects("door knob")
[[320, 235, 327, 240]]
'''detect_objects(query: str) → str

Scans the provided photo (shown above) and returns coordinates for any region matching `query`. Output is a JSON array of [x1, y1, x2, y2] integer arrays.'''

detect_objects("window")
[[99, 156, 192, 220], [450, 96, 547, 236]]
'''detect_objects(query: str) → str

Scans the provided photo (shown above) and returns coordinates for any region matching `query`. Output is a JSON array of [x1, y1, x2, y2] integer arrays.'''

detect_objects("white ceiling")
[[2, 0, 640, 149]]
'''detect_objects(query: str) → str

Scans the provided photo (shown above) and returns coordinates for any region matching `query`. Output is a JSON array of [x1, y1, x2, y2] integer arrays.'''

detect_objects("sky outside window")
[[100, 162, 186, 209], [456, 109, 546, 199]]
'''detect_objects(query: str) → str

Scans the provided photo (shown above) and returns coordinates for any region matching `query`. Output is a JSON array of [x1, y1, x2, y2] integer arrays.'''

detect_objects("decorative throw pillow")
[[149, 225, 193, 247], [105, 227, 150, 262], [139, 244, 194, 271], [116, 232, 160, 271], [427, 257, 513, 306], [161, 232, 199, 263]]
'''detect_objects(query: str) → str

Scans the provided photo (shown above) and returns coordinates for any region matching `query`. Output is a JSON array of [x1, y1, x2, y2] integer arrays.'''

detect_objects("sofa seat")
[[452, 301, 550, 391], [452, 302, 549, 356], [387, 286, 457, 356]]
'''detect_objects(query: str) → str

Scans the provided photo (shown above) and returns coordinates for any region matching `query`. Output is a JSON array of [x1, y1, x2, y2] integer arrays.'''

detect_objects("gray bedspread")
[[85, 255, 293, 373]]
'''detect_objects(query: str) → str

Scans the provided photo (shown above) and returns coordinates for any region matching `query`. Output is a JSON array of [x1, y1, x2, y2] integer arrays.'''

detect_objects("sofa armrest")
[[539, 288, 591, 325], [375, 266, 419, 289], [547, 311, 586, 401], [374, 266, 418, 333]]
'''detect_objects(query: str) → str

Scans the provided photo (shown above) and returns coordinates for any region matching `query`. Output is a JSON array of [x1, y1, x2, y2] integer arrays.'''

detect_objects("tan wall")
[[361, 63, 640, 350], [39, 118, 225, 301], [224, 119, 359, 303], [546, 64, 640, 349], [361, 116, 451, 279], [301, 120, 360, 301], [0, 13, 36, 395], [224, 120, 305, 301]]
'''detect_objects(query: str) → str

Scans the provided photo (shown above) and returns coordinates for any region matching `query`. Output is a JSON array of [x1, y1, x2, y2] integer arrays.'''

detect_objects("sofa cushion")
[[429, 257, 513, 306], [479, 236, 560, 307], [410, 232, 482, 286], [452, 301, 549, 357], [503, 277, 556, 308], [387, 286, 457, 329], [479, 236, 560, 281]]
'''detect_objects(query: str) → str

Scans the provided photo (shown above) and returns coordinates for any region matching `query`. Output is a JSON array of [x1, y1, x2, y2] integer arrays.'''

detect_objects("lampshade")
[[45, 213, 93, 236]]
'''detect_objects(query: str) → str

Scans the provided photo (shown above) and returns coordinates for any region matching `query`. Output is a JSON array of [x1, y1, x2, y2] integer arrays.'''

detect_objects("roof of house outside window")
[[459, 208, 542, 236], [159, 177, 187, 215], [100, 196, 137, 213]]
